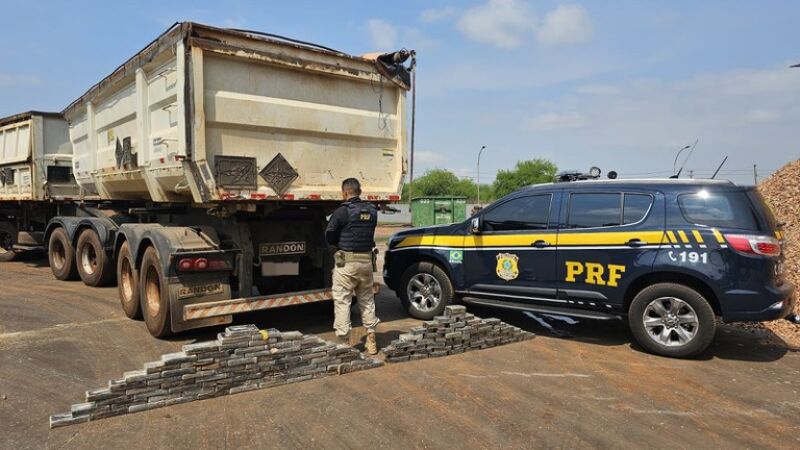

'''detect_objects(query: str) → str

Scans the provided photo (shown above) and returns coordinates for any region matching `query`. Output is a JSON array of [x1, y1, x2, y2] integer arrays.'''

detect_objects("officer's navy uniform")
[[326, 196, 380, 338]]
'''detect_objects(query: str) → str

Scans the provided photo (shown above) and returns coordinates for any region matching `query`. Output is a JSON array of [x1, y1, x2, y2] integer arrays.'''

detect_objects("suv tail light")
[[177, 257, 231, 272], [724, 234, 781, 256]]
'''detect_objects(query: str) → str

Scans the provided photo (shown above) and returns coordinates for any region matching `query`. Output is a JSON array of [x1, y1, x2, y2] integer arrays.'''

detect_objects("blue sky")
[[1, 0, 798, 184]]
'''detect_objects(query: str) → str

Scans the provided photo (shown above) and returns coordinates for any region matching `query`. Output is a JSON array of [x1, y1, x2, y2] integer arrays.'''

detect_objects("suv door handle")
[[531, 240, 550, 248], [626, 238, 647, 248]]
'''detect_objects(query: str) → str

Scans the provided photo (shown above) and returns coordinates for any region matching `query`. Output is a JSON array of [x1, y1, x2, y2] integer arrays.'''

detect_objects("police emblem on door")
[[496, 253, 520, 281]]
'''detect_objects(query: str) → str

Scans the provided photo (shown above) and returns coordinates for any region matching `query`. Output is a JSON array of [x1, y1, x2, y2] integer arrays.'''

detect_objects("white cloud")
[[536, 4, 593, 47], [743, 109, 780, 123], [405, 28, 439, 50], [415, 150, 446, 165], [420, 6, 457, 23], [0, 73, 41, 87], [457, 0, 536, 49], [522, 112, 587, 131], [576, 84, 620, 95], [512, 66, 800, 183], [366, 19, 398, 50]]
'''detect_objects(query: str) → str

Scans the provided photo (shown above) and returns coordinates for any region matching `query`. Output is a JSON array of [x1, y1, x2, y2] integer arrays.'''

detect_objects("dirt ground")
[[1, 252, 799, 450]]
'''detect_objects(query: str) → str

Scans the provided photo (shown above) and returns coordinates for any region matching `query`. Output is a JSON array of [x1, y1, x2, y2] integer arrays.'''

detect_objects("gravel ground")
[[1, 254, 799, 449]]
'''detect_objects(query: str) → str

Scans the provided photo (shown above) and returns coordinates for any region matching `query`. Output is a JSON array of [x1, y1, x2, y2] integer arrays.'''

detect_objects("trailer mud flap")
[[168, 274, 233, 333], [183, 288, 333, 321]]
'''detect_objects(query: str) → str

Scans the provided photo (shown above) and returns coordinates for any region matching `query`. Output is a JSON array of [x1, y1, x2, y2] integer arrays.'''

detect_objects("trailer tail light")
[[178, 258, 194, 271], [177, 257, 231, 272], [724, 234, 781, 257], [388, 195, 400, 201]]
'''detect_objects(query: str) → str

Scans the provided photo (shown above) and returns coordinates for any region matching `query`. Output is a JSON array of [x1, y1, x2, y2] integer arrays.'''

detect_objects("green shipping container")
[[411, 196, 467, 227]]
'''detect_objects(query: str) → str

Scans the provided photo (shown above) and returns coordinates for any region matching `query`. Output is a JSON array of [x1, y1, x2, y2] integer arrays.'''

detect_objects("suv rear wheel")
[[399, 262, 454, 320], [628, 282, 716, 358]]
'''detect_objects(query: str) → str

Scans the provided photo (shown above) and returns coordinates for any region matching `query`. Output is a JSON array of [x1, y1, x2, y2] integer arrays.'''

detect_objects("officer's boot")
[[337, 332, 350, 346], [365, 331, 378, 355]]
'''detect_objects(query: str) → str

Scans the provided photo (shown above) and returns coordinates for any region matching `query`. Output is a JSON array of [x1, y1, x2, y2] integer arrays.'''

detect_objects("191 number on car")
[[668, 251, 708, 264]]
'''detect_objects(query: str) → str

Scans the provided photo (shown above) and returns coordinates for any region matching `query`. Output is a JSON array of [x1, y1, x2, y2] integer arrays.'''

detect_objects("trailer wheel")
[[48, 227, 78, 280], [140, 246, 172, 337], [117, 242, 142, 320], [0, 222, 18, 262], [76, 229, 115, 287]]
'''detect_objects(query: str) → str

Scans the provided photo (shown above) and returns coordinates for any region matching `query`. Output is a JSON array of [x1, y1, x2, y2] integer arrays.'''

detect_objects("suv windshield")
[[677, 190, 761, 231]]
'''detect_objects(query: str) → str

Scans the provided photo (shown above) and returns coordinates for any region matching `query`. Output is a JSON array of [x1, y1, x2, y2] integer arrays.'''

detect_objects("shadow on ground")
[[171, 286, 793, 365], [20, 253, 793, 364]]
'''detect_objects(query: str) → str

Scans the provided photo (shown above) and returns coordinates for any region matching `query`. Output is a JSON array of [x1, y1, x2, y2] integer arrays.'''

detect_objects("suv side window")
[[623, 193, 652, 224], [568, 192, 653, 228], [678, 191, 759, 230], [483, 194, 552, 231], [568, 193, 621, 228]]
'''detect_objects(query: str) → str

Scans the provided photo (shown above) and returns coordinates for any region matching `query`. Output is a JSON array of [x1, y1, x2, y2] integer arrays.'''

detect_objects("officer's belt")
[[339, 251, 373, 262]]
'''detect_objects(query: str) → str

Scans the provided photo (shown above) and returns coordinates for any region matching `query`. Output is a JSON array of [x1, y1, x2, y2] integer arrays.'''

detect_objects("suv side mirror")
[[470, 216, 482, 234]]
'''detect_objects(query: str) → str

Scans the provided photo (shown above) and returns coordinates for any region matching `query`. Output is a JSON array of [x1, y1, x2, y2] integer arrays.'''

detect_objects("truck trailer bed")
[[64, 22, 409, 204]]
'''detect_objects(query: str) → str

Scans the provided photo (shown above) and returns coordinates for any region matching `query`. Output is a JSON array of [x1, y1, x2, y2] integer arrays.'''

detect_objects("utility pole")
[[407, 52, 417, 212], [477, 146, 486, 206], [753, 164, 758, 185], [688, 170, 694, 179]]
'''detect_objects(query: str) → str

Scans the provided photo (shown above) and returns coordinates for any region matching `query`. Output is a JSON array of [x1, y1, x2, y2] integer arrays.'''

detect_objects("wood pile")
[[751, 159, 800, 344]]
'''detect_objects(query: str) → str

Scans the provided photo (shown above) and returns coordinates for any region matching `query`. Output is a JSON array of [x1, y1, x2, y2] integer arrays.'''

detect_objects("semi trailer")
[[1, 22, 412, 337], [0, 111, 83, 261]]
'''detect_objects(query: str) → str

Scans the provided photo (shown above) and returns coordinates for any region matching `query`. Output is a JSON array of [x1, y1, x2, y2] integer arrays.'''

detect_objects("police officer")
[[325, 178, 380, 354]]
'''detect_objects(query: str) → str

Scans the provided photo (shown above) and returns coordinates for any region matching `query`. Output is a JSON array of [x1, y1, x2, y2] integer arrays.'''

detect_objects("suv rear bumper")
[[721, 281, 795, 322]]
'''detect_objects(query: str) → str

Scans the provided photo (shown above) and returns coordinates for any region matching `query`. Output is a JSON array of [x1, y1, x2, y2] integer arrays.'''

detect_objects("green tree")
[[402, 169, 492, 202], [492, 159, 558, 199]]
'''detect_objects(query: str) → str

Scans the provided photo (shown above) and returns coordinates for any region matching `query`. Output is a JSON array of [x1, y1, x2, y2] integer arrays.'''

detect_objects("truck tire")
[[48, 227, 78, 280], [139, 246, 172, 337], [117, 242, 142, 320], [76, 229, 115, 287], [0, 222, 18, 262], [628, 282, 716, 358], [398, 262, 454, 320]]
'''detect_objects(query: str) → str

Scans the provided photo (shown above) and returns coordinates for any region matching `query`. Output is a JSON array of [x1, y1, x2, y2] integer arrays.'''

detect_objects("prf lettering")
[[565, 261, 626, 287]]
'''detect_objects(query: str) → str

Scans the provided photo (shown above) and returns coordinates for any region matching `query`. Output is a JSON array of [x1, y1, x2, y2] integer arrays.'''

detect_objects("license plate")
[[177, 283, 224, 299], [260, 241, 306, 257]]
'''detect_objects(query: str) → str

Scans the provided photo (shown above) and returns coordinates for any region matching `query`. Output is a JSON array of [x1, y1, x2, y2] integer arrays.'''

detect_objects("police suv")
[[383, 175, 794, 357]]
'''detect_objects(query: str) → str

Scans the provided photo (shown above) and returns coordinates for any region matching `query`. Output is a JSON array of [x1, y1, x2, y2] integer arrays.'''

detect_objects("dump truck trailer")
[[0, 111, 82, 261], [34, 22, 411, 336]]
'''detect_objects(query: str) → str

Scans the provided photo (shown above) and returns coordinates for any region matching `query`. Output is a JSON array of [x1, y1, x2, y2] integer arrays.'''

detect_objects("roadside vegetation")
[[402, 158, 558, 202]]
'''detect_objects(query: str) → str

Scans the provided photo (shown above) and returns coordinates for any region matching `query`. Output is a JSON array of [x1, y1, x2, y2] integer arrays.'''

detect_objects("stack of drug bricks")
[[50, 325, 382, 428], [381, 305, 535, 362]]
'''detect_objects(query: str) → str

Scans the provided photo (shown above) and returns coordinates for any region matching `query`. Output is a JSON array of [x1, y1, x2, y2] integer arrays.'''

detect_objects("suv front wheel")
[[399, 262, 454, 320], [628, 282, 716, 358]]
